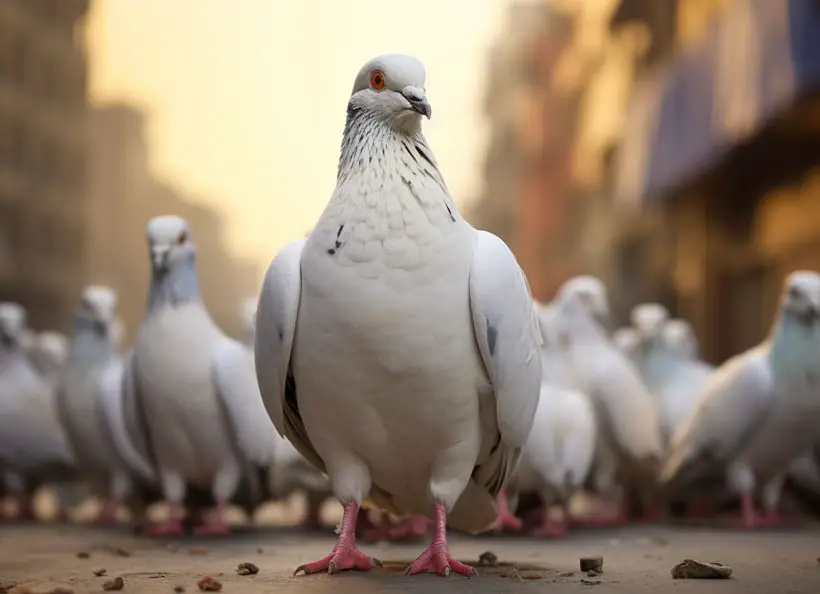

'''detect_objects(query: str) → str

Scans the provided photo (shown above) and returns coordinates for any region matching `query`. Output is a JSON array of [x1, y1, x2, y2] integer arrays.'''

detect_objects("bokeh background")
[[3, 0, 819, 366]]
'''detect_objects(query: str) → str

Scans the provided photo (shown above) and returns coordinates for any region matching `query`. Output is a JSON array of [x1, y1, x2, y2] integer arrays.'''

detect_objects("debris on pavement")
[[92, 569, 107, 577], [671, 559, 733, 579], [109, 547, 131, 557], [581, 578, 602, 585], [102, 577, 124, 591], [196, 577, 222, 592], [580, 556, 603, 573], [236, 562, 259, 576], [478, 551, 498, 567], [173, 587, 185, 593], [76, 552, 91, 559]]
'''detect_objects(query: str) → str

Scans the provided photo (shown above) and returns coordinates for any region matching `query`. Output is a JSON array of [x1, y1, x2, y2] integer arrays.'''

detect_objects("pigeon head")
[[0, 302, 26, 348], [534, 301, 567, 348], [76, 285, 118, 338], [631, 303, 669, 338], [661, 319, 698, 360], [556, 276, 610, 327], [612, 326, 640, 356], [781, 270, 820, 325], [145, 215, 195, 274], [349, 54, 430, 135], [35, 332, 69, 367]]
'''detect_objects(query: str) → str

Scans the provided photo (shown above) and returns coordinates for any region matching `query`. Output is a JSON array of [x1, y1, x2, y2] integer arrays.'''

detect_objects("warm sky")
[[86, 0, 512, 275]]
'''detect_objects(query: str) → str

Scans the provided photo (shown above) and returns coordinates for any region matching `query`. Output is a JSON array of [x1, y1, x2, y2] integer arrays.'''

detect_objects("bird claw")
[[404, 547, 476, 577], [294, 550, 380, 576]]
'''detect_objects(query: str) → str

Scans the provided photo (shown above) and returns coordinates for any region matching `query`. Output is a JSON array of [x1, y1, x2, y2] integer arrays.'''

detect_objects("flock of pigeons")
[[2, 53, 820, 578]]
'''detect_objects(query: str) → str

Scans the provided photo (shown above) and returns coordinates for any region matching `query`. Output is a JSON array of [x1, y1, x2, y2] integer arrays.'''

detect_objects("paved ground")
[[2, 522, 820, 593]]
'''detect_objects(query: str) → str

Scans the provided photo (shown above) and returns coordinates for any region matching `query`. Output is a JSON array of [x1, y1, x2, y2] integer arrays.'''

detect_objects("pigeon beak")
[[152, 246, 170, 271], [402, 86, 432, 119]]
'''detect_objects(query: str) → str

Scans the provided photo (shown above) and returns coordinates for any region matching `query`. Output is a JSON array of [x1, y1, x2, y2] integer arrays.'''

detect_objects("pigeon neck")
[[70, 317, 116, 365], [769, 309, 820, 373], [147, 256, 201, 313], [337, 106, 453, 207]]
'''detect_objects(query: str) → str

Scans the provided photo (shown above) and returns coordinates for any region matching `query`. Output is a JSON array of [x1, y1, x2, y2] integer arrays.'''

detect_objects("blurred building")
[[0, 0, 91, 331], [479, 0, 820, 363], [86, 103, 260, 341]]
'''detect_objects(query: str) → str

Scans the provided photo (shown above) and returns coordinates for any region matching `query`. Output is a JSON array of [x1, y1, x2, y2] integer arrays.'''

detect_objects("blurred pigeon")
[[29, 332, 69, 387], [662, 318, 700, 361], [612, 327, 640, 361], [255, 54, 542, 577], [0, 303, 75, 521], [630, 302, 671, 392], [554, 280, 664, 524], [501, 381, 597, 537], [127, 215, 276, 536], [55, 285, 135, 524], [661, 271, 820, 528]]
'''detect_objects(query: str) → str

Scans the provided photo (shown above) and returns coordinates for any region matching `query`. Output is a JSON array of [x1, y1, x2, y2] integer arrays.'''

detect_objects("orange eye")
[[370, 70, 385, 90], [176, 231, 187, 245]]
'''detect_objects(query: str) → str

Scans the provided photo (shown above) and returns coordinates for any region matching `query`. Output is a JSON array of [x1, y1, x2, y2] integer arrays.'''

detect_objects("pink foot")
[[405, 504, 477, 577], [192, 501, 231, 536], [729, 493, 785, 529], [294, 501, 381, 575], [93, 500, 120, 525], [389, 515, 429, 541], [144, 503, 184, 536], [359, 512, 395, 544], [492, 491, 522, 532]]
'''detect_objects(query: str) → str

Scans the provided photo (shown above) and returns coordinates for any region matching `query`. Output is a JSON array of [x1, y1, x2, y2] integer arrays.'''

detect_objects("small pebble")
[[196, 577, 222, 592], [93, 569, 108, 577], [478, 551, 498, 567], [77, 552, 91, 559], [581, 578, 602, 585], [580, 556, 603, 573], [256, 548, 264, 555], [173, 587, 185, 593], [102, 577, 124, 591], [671, 559, 732, 579], [236, 562, 259, 576]]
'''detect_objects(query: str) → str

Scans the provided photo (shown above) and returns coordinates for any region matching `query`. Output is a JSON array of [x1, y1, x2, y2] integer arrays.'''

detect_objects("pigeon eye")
[[370, 70, 385, 90], [176, 231, 187, 245]]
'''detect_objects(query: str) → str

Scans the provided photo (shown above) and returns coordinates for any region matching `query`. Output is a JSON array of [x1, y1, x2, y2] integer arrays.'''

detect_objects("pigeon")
[[55, 285, 136, 524], [501, 380, 597, 537], [630, 302, 671, 393], [29, 332, 69, 388], [661, 270, 820, 528], [238, 295, 334, 530], [126, 214, 276, 536], [255, 54, 542, 577], [662, 318, 700, 361], [0, 303, 75, 521], [554, 280, 664, 524], [611, 327, 640, 361]]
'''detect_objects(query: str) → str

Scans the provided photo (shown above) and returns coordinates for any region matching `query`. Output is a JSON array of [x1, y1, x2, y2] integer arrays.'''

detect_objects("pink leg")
[[405, 503, 477, 577], [530, 507, 568, 538], [93, 499, 120, 525], [732, 493, 785, 529], [144, 502, 184, 536], [294, 501, 381, 575], [389, 515, 430, 540], [193, 500, 231, 536], [491, 491, 522, 532]]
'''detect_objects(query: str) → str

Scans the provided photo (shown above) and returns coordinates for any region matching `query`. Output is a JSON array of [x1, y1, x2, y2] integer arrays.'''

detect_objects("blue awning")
[[616, 0, 820, 206]]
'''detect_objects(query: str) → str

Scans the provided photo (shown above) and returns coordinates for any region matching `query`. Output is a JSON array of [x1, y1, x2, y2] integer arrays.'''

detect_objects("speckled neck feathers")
[[147, 255, 202, 314], [335, 105, 456, 222]]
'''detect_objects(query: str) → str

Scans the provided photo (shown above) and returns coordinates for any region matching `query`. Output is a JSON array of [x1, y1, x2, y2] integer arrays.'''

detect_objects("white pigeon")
[[661, 270, 820, 528], [662, 318, 700, 361], [611, 327, 640, 361], [55, 285, 136, 524], [255, 54, 542, 578], [630, 302, 671, 392], [554, 279, 664, 522], [126, 215, 276, 536], [502, 381, 597, 537], [238, 294, 333, 529], [29, 332, 69, 387], [0, 303, 75, 521]]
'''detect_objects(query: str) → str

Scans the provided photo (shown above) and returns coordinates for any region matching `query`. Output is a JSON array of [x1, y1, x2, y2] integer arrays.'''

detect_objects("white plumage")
[[661, 270, 820, 526], [126, 215, 276, 535], [255, 54, 541, 577]]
